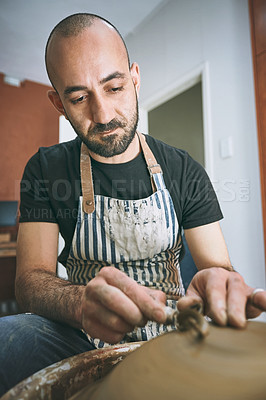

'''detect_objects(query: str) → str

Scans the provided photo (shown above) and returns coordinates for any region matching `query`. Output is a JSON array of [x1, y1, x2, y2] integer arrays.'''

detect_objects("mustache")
[[90, 119, 125, 134]]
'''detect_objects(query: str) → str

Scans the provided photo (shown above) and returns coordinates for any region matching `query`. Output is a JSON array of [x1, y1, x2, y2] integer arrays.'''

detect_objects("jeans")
[[0, 313, 96, 397]]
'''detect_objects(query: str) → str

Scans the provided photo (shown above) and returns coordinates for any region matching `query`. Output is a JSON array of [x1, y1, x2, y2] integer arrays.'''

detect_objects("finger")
[[246, 288, 266, 319], [143, 286, 167, 304], [192, 268, 230, 325], [83, 299, 136, 333], [90, 276, 147, 326], [98, 267, 166, 323], [83, 317, 127, 344], [177, 292, 203, 311], [246, 303, 262, 319], [181, 268, 228, 325], [226, 273, 247, 328]]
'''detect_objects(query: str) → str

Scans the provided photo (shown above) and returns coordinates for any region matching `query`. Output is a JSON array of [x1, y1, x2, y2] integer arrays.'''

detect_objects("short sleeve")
[[181, 155, 223, 229], [19, 151, 57, 223]]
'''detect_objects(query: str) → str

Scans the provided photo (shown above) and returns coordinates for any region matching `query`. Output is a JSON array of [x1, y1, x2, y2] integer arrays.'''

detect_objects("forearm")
[[184, 222, 234, 272], [15, 269, 85, 329]]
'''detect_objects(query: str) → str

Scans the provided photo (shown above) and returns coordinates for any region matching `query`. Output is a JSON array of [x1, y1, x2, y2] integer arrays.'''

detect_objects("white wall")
[[126, 0, 266, 290]]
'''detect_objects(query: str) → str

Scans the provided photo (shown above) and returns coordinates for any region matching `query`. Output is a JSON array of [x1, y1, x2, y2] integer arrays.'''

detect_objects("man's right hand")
[[81, 267, 167, 344]]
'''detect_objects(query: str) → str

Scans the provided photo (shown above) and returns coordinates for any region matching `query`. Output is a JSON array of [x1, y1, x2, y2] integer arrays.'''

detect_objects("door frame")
[[139, 62, 213, 178]]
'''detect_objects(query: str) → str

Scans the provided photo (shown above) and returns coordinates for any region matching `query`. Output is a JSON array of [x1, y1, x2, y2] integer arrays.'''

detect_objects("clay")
[[3, 321, 266, 399], [71, 321, 266, 400]]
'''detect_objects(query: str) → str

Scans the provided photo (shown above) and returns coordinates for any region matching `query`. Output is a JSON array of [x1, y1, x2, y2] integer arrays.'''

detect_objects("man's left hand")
[[177, 267, 266, 327]]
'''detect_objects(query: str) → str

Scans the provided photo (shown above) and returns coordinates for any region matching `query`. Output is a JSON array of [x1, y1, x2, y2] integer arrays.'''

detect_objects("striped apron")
[[66, 132, 185, 348]]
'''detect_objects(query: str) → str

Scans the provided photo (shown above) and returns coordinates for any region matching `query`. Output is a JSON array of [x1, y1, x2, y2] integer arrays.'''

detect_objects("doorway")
[[148, 81, 204, 166], [139, 63, 213, 177]]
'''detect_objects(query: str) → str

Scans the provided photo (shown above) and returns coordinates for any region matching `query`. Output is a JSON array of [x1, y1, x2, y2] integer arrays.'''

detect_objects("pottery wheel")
[[70, 321, 266, 400]]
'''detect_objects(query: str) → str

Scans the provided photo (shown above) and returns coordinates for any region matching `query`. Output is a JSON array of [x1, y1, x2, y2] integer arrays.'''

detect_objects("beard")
[[66, 100, 139, 158]]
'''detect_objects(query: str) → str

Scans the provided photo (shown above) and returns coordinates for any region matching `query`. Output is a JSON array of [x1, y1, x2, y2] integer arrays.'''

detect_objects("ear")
[[47, 90, 68, 118], [130, 62, 140, 97]]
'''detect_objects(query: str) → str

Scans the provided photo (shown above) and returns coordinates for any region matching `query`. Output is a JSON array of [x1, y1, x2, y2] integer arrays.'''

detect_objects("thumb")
[[178, 291, 203, 312]]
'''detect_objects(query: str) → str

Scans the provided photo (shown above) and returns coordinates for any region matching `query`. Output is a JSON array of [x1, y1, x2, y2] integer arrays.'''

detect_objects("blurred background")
[[0, 0, 265, 320]]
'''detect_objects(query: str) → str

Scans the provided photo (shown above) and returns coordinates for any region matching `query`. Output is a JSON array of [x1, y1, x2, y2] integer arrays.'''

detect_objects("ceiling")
[[0, 0, 166, 85]]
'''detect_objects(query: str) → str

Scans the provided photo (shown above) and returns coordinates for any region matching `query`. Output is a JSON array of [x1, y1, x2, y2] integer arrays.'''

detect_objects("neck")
[[88, 133, 141, 164]]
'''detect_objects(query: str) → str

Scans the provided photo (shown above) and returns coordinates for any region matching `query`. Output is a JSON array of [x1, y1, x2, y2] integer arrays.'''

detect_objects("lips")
[[91, 119, 125, 135], [101, 127, 119, 135]]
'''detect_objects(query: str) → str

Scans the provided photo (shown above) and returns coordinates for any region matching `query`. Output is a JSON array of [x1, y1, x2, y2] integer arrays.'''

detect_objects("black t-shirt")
[[20, 135, 223, 266]]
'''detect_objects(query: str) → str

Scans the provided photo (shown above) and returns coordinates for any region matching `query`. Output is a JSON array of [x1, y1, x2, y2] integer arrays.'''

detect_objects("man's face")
[[47, 22, 140, 158]]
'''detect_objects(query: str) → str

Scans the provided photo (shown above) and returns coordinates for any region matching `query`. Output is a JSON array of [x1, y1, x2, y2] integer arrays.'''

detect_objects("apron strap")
[[80, 142, 95, 214], [80, 132, 163, 213], [137, 132, 162, 193]]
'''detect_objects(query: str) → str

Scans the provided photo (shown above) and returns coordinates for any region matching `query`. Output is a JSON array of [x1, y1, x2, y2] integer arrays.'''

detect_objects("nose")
[[90, 92, 115, 124]]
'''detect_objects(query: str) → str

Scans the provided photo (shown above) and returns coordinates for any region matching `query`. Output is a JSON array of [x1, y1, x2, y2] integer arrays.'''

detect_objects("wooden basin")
[[1, 342, 143, 400]]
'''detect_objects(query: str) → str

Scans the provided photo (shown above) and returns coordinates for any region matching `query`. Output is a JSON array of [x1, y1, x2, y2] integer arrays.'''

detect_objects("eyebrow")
[[64, 85, 88, 97], [63, 71, 126, 97], [99, 71, 126, 85]]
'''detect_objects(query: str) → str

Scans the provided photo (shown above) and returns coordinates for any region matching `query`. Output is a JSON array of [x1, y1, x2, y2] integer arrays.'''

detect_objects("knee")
[[0, 313, 55, 396], [0, 313, 44, 359]]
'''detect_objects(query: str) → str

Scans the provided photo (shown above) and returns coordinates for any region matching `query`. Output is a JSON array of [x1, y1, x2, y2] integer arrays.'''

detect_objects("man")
[[0, 13, 265, 395]]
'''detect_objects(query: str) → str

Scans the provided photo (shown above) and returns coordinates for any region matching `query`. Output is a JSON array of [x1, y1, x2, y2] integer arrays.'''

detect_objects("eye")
[[110, 86, 124, 93], [71, 95, 87, 105]]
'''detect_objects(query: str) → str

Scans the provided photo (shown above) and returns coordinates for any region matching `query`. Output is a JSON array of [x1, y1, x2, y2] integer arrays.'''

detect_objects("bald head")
[[45, 13, 130, 89]]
